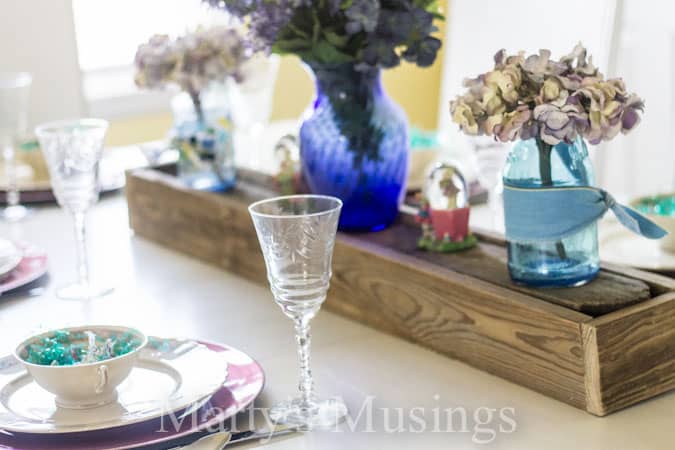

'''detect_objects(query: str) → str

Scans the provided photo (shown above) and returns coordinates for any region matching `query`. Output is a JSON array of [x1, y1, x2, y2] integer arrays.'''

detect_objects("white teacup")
[[15, 325, 147, 409]]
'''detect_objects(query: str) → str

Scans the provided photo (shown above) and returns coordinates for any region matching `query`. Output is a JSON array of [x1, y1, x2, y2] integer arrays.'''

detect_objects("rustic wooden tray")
[[126, 166, 675, 416]]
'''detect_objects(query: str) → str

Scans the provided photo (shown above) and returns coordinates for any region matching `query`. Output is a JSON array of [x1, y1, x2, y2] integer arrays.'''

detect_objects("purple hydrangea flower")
[[204, 0, 443, 71], [134, 26, 249, 94], [345, 0, 380, 35], [450, 44, 644, 145]]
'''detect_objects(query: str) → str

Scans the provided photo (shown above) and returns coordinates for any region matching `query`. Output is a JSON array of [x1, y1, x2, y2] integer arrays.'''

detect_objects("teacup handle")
[[95, 365, 108, 394]]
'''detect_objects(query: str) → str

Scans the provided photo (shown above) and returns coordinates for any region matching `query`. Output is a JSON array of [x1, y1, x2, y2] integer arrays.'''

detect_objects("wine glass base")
[[270, 396, 348, 430], [2, 205, 30, 222], [56, 283, 114, 301]]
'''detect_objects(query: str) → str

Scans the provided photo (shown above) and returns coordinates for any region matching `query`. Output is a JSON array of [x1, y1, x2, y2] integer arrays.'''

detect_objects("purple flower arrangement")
[[450, 44, 644, 146], [204, 0, 443, 70]]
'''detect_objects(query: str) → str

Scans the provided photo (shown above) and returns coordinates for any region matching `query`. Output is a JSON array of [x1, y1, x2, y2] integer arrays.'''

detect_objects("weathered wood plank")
[[582, 292, 675, 416], [601, 261, 675, 297], [359, 221, 650, 316], [126, 169, 268, 284], [472, 223, 675, 300]]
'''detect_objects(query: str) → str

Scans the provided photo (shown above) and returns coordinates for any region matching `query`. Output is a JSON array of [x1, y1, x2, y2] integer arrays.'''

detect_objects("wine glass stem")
[[294, 317, 315, 408], [73, 211, 90, 288], [3, 144, 19, 208]]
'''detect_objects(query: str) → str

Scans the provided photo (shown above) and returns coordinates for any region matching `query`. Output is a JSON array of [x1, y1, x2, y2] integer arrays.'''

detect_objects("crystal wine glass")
[[0, 72, 32, 221], [472, 137, 508, 231], [35, 119, 112, 300], [249, 195, 348, 429]]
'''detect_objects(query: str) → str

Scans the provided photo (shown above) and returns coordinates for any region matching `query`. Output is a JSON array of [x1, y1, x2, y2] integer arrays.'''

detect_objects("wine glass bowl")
[[35, 119, 112, 300], [472, 137, 509, 231], [36, 119, 107, 213], [249, 195, 348, 429], [0, 72, 32, 221]]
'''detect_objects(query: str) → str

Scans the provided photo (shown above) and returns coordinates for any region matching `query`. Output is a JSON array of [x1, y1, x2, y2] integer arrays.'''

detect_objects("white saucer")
[[0, 337, 228, 434], [0, 240, 22, 279], [600, 226, 675, 271]]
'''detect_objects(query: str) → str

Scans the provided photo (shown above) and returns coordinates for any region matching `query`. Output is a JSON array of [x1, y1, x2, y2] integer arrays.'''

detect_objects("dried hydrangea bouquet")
[[207, 0, 443, 230], [135, 26, 248, 122], [451, 44, 665, 287], [135, 26, 249, 190]]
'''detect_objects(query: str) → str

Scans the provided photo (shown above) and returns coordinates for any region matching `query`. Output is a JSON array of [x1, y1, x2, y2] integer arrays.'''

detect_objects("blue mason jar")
[[503, 137, 599, 287], [171, 84, 236, 192], [300, 64, 409, 231]]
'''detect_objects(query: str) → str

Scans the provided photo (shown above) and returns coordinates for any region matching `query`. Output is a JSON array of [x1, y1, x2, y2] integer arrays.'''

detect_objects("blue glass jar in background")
[[502, 136, 599, 287], [300, 64, 409, 231], [171, 83, 236, 191]]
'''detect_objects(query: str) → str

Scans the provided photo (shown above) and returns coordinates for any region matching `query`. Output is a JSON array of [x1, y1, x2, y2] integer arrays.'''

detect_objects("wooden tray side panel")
[[126, 170, 268, 285], [601, 262, 675, 297], [329, 238, 589, 408], [582, 293, 675, 416]]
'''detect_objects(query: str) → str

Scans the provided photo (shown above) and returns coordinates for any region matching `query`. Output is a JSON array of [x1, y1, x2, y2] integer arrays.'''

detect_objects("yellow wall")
[[106, 113, 172, 147], [107, 20, 446, 146], [269, 49, 444, 131]]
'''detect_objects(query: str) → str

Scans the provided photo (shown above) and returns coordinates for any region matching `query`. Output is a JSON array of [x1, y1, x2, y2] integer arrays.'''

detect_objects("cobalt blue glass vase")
[[503, 136, 599, 287], [300, 64, 409, 231]]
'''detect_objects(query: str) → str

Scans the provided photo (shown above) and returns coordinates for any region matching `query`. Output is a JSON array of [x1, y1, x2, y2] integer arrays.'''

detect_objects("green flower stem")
[[536, 138, 568, 261], [187, 88, 204, 125]]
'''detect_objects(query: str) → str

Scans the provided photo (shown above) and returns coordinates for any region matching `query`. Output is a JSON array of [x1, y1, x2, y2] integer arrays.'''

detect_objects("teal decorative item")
[[633, 193, 675, 252], [503, 137, 600, 286], [448, 44, 657, 287], [171, 85, 236, 191], [635, 194, 675, 217], [23, 329, 143, 366]]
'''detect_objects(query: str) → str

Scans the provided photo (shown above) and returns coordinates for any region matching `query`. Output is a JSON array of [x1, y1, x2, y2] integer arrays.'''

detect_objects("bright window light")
[[72, 0, 230, 72]]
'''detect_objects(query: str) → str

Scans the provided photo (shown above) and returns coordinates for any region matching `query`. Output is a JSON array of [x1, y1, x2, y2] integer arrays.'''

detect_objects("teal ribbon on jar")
[[503, 186, 668, 243]]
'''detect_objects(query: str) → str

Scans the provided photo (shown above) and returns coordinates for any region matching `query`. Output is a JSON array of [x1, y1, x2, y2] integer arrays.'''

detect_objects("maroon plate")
[[0, 245, 47, 295], [0, 341, 265, 450]]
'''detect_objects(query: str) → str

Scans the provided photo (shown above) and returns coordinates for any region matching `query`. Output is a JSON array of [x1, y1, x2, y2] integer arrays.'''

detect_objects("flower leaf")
[[323, 29, 350, 48], [272, 38, 312, 54], [312, 40, 355, 63]]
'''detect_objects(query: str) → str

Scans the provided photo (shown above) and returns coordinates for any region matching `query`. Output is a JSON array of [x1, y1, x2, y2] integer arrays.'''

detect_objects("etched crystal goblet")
[[249, 195, 348, 429], [35, 119, 112, 300], [0, 72, 32, 221]]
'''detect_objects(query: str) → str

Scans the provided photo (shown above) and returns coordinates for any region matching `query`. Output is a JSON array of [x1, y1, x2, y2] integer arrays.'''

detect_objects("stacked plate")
[[0, 240, 22, 280], [600, 226, 675, 272], [0, 143, 152, 204], [0, 338, 264, 449], [0, 240, 48, 296]]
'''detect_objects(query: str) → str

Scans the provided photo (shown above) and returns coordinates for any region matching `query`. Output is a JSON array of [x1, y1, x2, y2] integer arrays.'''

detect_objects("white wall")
[[0, 0, 84, 127], [596, 0, 675, 197], [438, 0, 617, 135], [437, 0, 675, 198]]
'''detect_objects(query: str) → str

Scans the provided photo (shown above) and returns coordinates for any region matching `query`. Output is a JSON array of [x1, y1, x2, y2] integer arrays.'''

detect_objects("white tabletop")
[[0, 195, 673, 450]]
